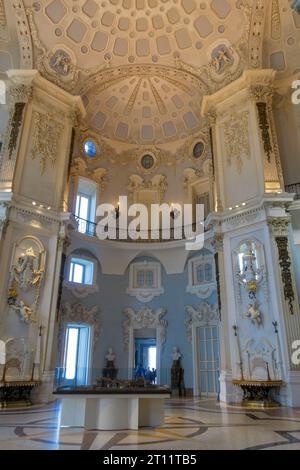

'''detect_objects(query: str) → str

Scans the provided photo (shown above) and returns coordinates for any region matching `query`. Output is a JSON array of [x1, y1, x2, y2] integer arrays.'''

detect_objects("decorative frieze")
[[8, 103, 26, 159], [275, 236, 295, 315], [30, 111, 63, 175], [222, 111, 250, 174], [12, 1, 33, 69], [256, 102, 273, 163], [248, 0, 266, 69]]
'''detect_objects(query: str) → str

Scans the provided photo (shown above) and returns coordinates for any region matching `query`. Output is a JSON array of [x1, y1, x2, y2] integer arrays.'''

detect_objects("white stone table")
[[53, 389, 170, 430]]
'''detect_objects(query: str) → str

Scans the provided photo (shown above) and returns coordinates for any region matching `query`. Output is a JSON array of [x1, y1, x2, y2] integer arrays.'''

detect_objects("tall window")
[[75, 178, 97, 234], [76, 194, 90, 233], [69, 257, 94, 285], [63, 324, 91, 386], [196, 192, 210, 220]]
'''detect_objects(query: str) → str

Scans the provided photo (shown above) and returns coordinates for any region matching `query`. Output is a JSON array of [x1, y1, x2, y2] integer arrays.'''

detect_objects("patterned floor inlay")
[[0, 399, 300, 450]]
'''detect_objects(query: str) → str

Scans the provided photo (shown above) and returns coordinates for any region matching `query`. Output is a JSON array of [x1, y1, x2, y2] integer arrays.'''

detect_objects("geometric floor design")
[[0, 399, 300, 450]]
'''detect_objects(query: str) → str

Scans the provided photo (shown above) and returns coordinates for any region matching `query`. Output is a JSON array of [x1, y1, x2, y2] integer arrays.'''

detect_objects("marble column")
[[203, 70, 300, 406], [0, 70, 85, 402]]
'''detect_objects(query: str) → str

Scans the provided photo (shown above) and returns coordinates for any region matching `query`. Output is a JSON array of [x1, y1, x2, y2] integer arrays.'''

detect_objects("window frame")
[[186, 254, 216, 299], [127, 261, 164, 303], [64, 254, 98, 298]]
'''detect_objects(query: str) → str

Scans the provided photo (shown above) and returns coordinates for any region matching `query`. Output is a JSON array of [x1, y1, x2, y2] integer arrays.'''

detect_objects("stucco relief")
[[222, 111, 250, 174], [127, 174, 167, 204], [59, 303, 102, 355], [13, 1, 33, 68], [30, 111, 63, 175], [185, 303, 219, 343], [122, 307, 167, 350]]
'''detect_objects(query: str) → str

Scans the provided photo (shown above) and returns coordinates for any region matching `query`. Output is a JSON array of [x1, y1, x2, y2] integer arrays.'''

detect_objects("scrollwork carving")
[[30, 111, 63, 175], [185, 303, 219, 343], [60, 303, 101, 353], [256, 102, 273, 163], [122, 307, 168, 350], [222, 111, 250, 174], [275, 236, 295, 315]]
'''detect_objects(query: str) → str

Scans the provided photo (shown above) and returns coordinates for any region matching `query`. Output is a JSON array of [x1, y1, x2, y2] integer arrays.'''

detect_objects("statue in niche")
[[11, 247, 43, 291], [245, 302, 262, 327], [102, 348, 118, 380], [171, 347, 185, 396]]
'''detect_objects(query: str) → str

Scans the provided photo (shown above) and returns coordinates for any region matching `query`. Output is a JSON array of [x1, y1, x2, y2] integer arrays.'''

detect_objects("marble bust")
[[105, 348, 116, 367], [172, 346, 182, 363]]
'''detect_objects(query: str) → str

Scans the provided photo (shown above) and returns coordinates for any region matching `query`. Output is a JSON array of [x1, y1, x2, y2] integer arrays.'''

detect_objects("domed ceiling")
[[22, 0, 251, 146], [17, 1, 300, 146]]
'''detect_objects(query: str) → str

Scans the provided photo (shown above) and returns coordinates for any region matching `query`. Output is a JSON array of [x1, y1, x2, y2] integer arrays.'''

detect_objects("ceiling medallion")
[[137, 150, 160, 174]]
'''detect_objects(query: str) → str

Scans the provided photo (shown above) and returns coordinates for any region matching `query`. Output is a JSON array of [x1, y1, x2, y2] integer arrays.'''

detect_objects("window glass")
[[205, 263, 213, 281], [84, 140, 97, 158], [197, 265, 204, 282], [69, 258, 94, 285]]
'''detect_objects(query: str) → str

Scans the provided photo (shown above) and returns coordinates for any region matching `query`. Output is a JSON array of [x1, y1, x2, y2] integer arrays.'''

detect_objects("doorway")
[[197, 325, 219, 397], [62, 323, 92, 386], [133, 329, 157, 383]]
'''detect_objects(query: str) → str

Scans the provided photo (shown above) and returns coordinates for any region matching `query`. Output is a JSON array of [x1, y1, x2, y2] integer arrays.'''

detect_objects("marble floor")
[[0, 399, 300, 450]]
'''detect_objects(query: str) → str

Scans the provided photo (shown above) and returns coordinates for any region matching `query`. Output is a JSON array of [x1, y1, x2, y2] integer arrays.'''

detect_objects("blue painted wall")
[[59, 247, 218, 390]]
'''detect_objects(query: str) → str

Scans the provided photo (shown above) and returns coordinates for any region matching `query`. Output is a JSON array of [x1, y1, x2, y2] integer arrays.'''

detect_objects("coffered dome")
[[24, 0, 248, 145]]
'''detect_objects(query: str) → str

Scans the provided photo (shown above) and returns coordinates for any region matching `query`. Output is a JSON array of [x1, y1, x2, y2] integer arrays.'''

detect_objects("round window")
[[193, 141, 204, 159], [141, 154, 155, 170], [84, 140, 97, 158]]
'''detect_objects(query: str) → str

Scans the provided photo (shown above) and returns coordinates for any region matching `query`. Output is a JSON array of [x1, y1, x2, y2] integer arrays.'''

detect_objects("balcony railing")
[[73, 215, 203, 242], [285, 183, 300, 200]]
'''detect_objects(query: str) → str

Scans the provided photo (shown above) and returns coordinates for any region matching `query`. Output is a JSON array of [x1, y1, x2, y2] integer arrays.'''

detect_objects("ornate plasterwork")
[[63, 282, 99, 300], [267, 216, 291, 237], [13, 1, 33, 68], [222, 111, 250, 174], [271, 0, 281, 40], [0, 1, 6, 33], [220, 206, 265, 233], [122, 307, 167, 350], [71, 157, 108, 192], [30, 111, 63, 175], [256, 102, 273, 163], [126, 261, 164, 303], [185, 303, 219, 343], [183, 163, 212, 193], [127, 174, 167, 204], [275, 236, 295, 315], [78, 129, 211, 168], [186, 254, 216, 299], [8, 236, 46, 325], [7, 103, 26, 159], [9, 83, 33, 103], [60, 302, 101, 352], [248, 0, 266, 69]]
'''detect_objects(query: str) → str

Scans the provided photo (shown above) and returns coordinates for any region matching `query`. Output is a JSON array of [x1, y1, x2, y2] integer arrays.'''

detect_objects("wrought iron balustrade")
[[73, 215, 202, 242], [285, 183, 300, 200]]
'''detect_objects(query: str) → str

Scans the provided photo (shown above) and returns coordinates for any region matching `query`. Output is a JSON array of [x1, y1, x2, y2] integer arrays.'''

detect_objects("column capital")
[[201, 69, 276, 117], [267, 216, 291, 237]]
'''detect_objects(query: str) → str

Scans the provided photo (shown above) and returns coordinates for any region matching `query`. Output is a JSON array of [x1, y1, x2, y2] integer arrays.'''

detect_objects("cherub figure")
[[246, 302, 262, 327]]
